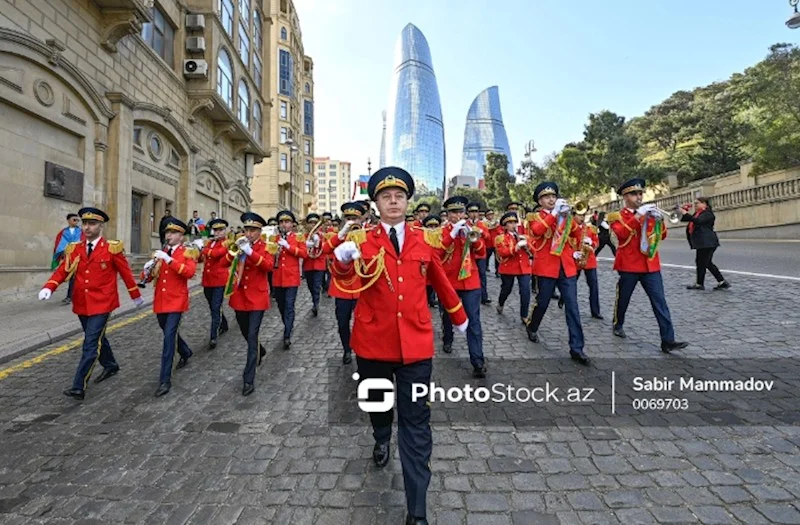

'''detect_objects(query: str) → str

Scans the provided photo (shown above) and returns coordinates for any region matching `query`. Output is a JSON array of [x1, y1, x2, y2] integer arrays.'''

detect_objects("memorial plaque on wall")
[[43, 162, 83, 204]]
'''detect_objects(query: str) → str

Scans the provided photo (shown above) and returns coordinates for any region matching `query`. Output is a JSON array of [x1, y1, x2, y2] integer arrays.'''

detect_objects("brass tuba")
[[573, 200, 589, 216]]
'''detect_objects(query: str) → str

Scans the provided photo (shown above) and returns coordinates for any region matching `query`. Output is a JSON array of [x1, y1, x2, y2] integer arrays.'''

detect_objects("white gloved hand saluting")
[[38, 288, 52, 300], [277, 238, 290, 249], [154, 250, 173, 264], [455, 319, 469, 333], [334, 241, 360, 263], [338, 220, 356, 240], [450, 219, 467, 239]]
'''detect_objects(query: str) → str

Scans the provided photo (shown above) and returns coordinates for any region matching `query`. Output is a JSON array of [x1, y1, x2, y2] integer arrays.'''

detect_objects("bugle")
[[137, 243, 168, 288]]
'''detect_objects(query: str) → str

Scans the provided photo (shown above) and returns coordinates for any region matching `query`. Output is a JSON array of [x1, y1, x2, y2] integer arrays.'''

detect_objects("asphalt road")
[[598, 237, 800, 280]]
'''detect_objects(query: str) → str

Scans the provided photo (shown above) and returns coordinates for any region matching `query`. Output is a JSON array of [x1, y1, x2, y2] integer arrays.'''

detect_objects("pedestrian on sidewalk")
[[158, 209, 172, 246], [227, 212, 274, 396], [332, 167, 467, 525], [594, 211, 617, 256], [51, 213, 85, 304], [681, 196, 730, 291], [198, 218, 232, 348], [141, 217, 197, 397], [38, 207, 144, 400]]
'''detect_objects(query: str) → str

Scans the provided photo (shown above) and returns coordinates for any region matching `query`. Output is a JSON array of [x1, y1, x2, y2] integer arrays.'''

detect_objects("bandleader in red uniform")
[[39, 207, 143, 400], [332, 167, 467, 525]]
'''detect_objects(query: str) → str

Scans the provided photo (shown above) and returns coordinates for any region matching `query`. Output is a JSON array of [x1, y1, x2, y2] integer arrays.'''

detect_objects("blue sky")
[[294, 0, 794, 186]]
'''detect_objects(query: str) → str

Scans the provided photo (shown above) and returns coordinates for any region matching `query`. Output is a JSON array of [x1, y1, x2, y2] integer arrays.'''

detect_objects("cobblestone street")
[[1, 261, 799, 524]]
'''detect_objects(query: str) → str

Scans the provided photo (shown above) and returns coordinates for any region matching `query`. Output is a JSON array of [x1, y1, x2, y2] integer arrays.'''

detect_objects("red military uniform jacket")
[[494, 231, 532, 275], [473, 221, 490, 260], [44, 238, 141, 316], [527, 210, 581, 279], [145, 245, 196, 314], [324, 232, 360, 300], [332, 225, 467, 364], [200, 239, 232, 287], [301, 233, 328, 272], [271, 232, 309, 287], [437, 222, 486, 291], [609, 208, 667, 273], [228, 239, 274, 311], [576, 223, 599, 271]]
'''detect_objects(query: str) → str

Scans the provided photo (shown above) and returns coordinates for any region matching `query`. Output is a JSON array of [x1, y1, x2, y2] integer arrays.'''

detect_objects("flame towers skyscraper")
[[385, 23, 445, 198], [460, 86, 513, 186]]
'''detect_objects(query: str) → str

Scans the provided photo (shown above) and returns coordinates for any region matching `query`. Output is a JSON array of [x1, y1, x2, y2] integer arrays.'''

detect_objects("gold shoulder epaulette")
[[423, 228, 443, 249], [183, 246, 199, 261], [64, 241, 79, 255], [495, 234, 506, 246], [607, 211, 621, 223], [589, 224, 598, 234], [107, 240, 124, 255], [525, 211, 537, 223]]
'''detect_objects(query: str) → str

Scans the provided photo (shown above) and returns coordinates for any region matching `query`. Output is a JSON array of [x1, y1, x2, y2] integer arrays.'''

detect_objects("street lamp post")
[[515, 139, 536, 182], [788, 0, 800, 28], [285, 136, 299, 212]]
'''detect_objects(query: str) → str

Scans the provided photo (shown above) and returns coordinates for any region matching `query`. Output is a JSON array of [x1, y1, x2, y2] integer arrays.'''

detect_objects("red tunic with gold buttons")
[[610, 208, 667, 273], [199, 239, 232, 287], [43, 238, 141, 316], [332, 225, 467, 364], [144, 245, 196, 314], [227, 239, 274, 311], [576, 223, 599, 271], [437, 222, 486, 291], [494, 231, 532, 275], [271, 232, 309, 287], [527, 210, 582, 279], [301, 233, 328, 272]]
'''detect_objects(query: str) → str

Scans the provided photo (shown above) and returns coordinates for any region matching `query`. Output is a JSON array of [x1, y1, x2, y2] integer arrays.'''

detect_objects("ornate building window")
[[238, 80, 250, 126], [238, 23, 250, 68], [219, 0, 234, 36], [141, 6, 174, 67], [253, 102, 262, 143], [279, 49, 293, 96], [280, 27, 287, 40], [217, 48, 234, 107]]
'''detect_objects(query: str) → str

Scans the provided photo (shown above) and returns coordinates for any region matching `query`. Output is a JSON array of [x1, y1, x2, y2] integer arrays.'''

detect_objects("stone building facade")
[[0, 0, 269, 297], [250, 0, 314, 219]]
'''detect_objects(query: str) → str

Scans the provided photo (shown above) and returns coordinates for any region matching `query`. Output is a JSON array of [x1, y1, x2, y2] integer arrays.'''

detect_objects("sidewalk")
[[0, 275, 202, 364]]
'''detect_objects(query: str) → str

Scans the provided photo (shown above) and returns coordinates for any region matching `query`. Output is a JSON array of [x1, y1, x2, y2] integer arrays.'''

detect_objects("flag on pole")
[[358, 175, 369, 195]]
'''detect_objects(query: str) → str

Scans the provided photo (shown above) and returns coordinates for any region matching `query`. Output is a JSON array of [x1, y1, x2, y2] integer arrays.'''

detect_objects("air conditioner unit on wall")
[[186, 37, 206, 53], [183, 59, 208, 79], [186, 14, 205, 31]]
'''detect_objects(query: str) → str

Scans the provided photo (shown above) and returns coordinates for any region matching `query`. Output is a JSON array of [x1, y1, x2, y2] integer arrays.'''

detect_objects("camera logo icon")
[[353, 373, 395, 413]]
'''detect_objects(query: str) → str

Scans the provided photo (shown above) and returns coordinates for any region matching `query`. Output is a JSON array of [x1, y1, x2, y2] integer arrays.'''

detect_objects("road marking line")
[[0, 290, 202, 381], [597, 258, 800, 282]]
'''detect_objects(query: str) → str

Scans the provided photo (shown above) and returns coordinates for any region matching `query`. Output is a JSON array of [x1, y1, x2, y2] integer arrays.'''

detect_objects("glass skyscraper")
[[460, 86, 513, 186], [386, 23, 445, 198]]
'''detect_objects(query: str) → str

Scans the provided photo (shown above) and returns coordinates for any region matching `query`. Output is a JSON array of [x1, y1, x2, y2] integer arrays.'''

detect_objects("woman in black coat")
[[680, 197, 730, 290]]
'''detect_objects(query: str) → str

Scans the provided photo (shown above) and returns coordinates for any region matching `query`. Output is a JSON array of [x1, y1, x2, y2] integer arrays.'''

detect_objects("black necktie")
[[167, 247, 173, 256], [389, 227, 400, 256], [86, 243, 93, 258]]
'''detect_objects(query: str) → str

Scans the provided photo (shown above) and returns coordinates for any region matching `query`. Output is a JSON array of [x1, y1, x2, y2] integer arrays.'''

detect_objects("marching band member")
[[332, 167, 467, 525], [495, 212, 532, 322], [39, 207, 143, 400], [608, 178, 688, 352], [438, 196, 487, 378], [142, 217, 198, 396], [226, 212, 274, 395], [271, 210, 309, 350], [483, 209, 501, 278], [523, 182, 589, 365], [301, 213, 326, 316], [467, 202, 492, 305], [571, 209, 603, 320], [323, 201, 370, 364], [412, 202, 431, 228], [320, 212, 336, 294], [199, 218, 232, 348], [266, 217, 278, 296]]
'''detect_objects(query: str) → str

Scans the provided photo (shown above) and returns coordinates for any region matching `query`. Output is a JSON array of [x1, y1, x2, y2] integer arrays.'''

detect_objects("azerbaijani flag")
[[359, 175, 369, 195]]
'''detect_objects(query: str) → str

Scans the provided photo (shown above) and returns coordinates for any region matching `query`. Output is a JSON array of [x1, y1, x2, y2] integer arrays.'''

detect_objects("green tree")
[[483, 152, 514, 211], [450, 187, 487, 209], [408, 195, 441, 215]]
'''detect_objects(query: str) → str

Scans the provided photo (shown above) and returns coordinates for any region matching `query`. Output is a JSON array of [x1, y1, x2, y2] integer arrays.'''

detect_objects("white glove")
[[650, 208, 663, 219], [455, 319, 469, 333], [133, 297, 144, 308], [305, 240, 315, 248], [583, 237, 593, 246], [554, 198, 568, 210], [549, 207, 559, 217], [144, 260, 156, 271], [573, 251, 583, 260], [277, 238, 290, 249], [338, 221, 356, 240], [154, 250, 173, 263], [192, 239, 205, 249], [241, 243, 254, 256], [450, 219, 467, 239], [601, 220, 609, 229], [334, 241, 360, 263], [516, 239, 527, 248], [636, 204, 654, 216], [38, 288, 52, 300]]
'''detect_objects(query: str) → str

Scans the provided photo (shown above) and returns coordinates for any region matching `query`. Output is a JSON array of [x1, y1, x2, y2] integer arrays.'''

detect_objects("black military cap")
[[241, 212, 267, 228], [276, 210, 296, 223], [208, 218, 229, 230], [163, 216, 188, 233], [78, 207, 109, 223], [367, 166, 415, 200]]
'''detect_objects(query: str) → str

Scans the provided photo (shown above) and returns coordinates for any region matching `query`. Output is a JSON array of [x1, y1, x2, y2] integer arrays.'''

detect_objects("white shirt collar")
[[87, 237, 102, 248], [381, 221, 405, 251]]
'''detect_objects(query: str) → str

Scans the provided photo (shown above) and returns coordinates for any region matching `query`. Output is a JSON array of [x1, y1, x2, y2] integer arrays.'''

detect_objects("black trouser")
[[595, 237, 616, 256], [335, 298, 357, 352], [235, 310, 265, 385], [695, 247, 724, 286]]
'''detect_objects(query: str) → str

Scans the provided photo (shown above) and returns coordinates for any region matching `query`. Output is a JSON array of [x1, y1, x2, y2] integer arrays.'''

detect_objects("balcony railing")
[[712, 177, 800, 210]]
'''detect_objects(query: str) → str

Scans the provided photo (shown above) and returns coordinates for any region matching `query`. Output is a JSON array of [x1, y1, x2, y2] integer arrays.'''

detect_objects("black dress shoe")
[[93, 366, 119, 384], [558, 297, 565, 309], [591, 314, 604, 320], [242, 383, 255, 396], [686, 284, 705, 290], [154, 383, 171, 397], [570, 350, 591, 366], [661, 340, 688, 353], [176, 356, 189, 370], [473, 366, 486, 378], [342, 351, 352, 365], [526, 327, 539, 343], [405, 516, 429, 525], [63, 388, 84, 400], [283, 338, 291, 350], [312, 306, 318, 317], [443, 343, 452, 353], [551, 293, 560, 300], [258, 345, 267, 366], [481, 299, 492, 305], [209, 339, 217, 349], [613, 328, 627, 338], [372, 441, 390, 468], [220, 325, 229, 335], [713, 281, 730, 290]]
